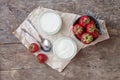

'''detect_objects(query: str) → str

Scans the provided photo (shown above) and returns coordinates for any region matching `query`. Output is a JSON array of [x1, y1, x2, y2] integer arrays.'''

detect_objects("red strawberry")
[[77, 34, 82, 40], [72, 24, 83, 35], [29, 43, 39, 53], [92, 30, 99, 39], [79, 16, 90, 27], [37, 54, 48, 64], [89, 20, 95, 24], [81, 33, 93, 44], [86, 23, 96, 33]]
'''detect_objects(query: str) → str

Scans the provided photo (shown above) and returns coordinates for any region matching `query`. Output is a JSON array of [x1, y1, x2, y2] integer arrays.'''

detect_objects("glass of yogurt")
[[39, 11, 62, 35], [53, 37, 77, 60]]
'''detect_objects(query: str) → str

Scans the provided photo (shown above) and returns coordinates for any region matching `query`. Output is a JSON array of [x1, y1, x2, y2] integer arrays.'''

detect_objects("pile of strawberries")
[[72, 15, 99, 44]]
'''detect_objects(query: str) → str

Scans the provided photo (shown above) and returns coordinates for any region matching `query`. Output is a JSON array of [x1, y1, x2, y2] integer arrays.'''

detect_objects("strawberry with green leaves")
[[29, 43, 39, 53], [72, 24, 83, 35], [81, 33, 93, 44], [79, 16, 90, 27], [86, 22, 96, 33]]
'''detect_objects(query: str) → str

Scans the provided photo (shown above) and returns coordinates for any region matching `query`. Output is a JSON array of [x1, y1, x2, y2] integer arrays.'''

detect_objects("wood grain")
[[0, 0, 120, 80]]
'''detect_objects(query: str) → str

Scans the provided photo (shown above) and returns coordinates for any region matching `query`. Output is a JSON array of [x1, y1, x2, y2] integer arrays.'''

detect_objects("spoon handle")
[[21, 28, 41, 45], [27, 19, 44, 41]]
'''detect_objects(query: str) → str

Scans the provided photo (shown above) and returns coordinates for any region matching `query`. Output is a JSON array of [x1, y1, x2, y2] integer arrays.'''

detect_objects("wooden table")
[[0, 0, 120, 80]]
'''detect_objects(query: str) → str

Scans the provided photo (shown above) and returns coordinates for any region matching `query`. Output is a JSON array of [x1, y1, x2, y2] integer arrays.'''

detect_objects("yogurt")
[[39, 12, 62, 35], [53, 37, 77, 60]]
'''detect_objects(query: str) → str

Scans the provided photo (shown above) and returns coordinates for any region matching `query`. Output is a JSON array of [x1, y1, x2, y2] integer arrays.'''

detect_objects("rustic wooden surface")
[[0, 0, 120, 80]]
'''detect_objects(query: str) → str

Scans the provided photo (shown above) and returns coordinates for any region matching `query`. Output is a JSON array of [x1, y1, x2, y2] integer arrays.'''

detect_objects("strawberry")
[[81, 33, 93, 44], [86, 22, 96, 33], [37, 54, 48, 64], [72, 24, 83, 35], [92, 30, 99, 39], [89, 20, 95, 24], [29, 43, 39, 53], [79, 16, 90, 27], [77, 34, 82, 40]]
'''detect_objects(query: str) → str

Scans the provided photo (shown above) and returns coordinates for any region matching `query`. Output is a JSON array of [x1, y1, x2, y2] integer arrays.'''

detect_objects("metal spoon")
[[26, 19, 51, 52], [21, 28, 51, 52]]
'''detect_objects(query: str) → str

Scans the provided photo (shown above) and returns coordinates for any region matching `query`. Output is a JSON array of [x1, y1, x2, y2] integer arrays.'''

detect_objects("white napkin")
[[13, 6, 110, 72]]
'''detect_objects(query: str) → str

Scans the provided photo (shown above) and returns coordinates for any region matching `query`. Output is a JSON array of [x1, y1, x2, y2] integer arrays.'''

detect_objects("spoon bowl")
[[41, 39, 51, 52]]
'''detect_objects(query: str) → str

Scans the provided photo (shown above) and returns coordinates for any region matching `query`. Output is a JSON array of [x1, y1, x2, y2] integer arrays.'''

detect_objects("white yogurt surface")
[[53, 37, 77, 60], [39, 12, 62, 34]]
